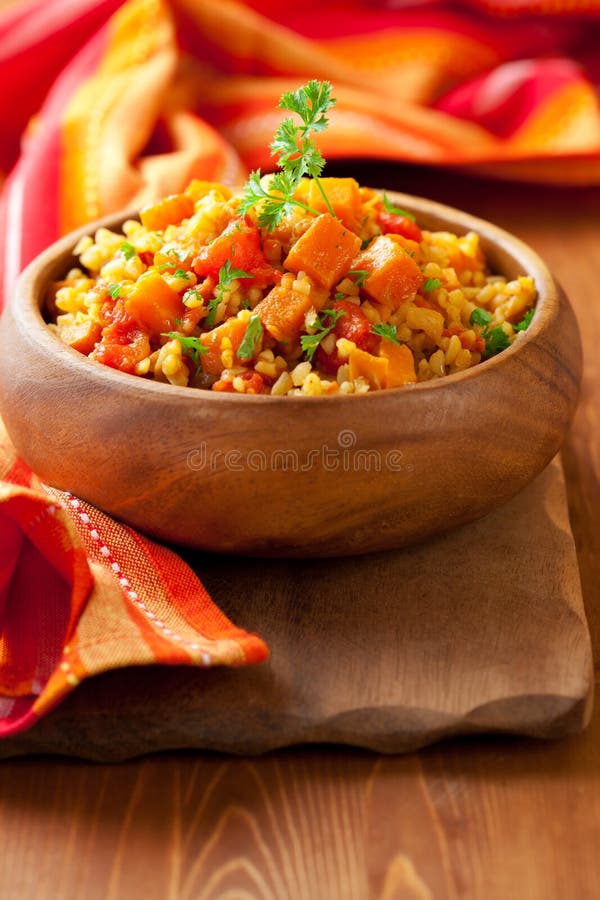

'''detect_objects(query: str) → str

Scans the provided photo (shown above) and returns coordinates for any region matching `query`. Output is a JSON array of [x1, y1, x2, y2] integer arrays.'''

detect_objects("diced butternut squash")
[[379, 342, 417, 387], [140, 193, 194, 231], [386, 233, 420, 258], [57, 319, 102, 355], [184, 180, 231, 202], [284, 214, 361, 290], [306, 178, 363, 234], [125, 270, 183, 336], [354, 235, 423, 310], [348, 346, 389, 391], [200, 317, 248, 374], [254, 281, 327, 344], [406, 305, 445, 343]]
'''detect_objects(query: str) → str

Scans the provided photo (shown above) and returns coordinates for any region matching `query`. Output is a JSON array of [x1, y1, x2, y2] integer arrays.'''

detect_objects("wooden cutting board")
[[0, 457, 592, 761]]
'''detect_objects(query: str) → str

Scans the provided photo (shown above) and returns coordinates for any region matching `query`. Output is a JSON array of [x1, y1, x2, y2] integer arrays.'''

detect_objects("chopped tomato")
[[376, 210, 422, 242], [92, 299, 150, 373], [316, 299, 378, 374], [192, 218, 280, 288]]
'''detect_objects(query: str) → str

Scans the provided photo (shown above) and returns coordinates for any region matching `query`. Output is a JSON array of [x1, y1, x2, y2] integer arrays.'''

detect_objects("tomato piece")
[[192, 218, 280, 288], [315, 300, 378, 374], [376, 210, 423, 243], [92, 299, 150, 374]]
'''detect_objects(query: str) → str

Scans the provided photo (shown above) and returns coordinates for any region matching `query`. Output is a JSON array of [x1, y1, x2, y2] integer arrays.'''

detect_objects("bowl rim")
[[11, 189, 557, 406]]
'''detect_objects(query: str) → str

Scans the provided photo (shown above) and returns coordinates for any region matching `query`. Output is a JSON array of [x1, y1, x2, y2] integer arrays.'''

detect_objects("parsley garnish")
[[107, 283, 121, 299], [120, 242, 136, 260], [470, 307, 493, 327], [161, 333, 207, 372], [372, 323, 400, 344], [347, 269, 369, 287], [173, 268, 189, 281], [183, 288, 202, 306], [484, 326, 511, 356], [300, 308, 345, 362], [382, 192, 416, 222], [204, 260, 253, 329], [423, 278, 442, 293], [237, 315, 264, 361], [514, 308, 535, 332], [238, 80, 336, 230], [204, 297, 220, 330], [469, 307, 510, 356]]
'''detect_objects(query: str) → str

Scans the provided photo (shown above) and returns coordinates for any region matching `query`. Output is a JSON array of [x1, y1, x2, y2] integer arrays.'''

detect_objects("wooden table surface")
[[1, 165, 599, 899]]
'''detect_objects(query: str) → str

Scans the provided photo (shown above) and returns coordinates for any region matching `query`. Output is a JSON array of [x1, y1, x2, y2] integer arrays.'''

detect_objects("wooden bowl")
[[0, 193, 582, 557]]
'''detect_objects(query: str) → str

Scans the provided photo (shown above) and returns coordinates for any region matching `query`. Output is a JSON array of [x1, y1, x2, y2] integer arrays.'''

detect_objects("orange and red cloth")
[[1, 0, 599, 738]]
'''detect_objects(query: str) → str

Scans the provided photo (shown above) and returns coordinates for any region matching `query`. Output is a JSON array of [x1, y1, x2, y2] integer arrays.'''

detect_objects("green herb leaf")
[[173, 268, 190, 281], [120, 242, 136, 261], [240, 299, 251, 310], [204, 296, 220, 329], [347, 269, 369, 287], [161, 332, 207, 371], [514, 308, 535, 332], [300, 307, 345, 362], [237, 315, 264, 361], [382, 192, 416, 222], [217, 258, 254, 293], [484, 326, 511, 357], [183, 288, 202, 306], [422, 278, 442, 293], [470, 307, 493, 327], [239, 81, 336, 229], [372, 323, 400, 345], [107, 283, 121, 299]]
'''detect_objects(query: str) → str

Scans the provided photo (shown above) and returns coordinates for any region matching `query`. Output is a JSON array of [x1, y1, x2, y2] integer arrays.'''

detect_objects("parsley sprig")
[[469, 307, 510, 357], [161, 333, 207, 372], [372, 323, 400, 344], [382, 192, 416, 222], [237, 315, 264, 361], [300, 308, 345, 362], [514, 308, 535, 332], [205, 259, 253, 329], [239, 80, 336, 230]]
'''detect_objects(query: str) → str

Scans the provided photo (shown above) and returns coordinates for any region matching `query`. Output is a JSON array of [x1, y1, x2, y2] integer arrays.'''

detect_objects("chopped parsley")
[[182, 288, 202, 306], [382, 191, 416, 222], [107, 283, 121, 299], [173, 268, 190, 281], [238, 80, 336, 229], [204, 260, 253, 329], [422, 278, 442, 293], [237, 315, 264, 361], [371, 323, 400, 344], [347, 269, 369, 287], [470, 307, 511, 356], [470, 307, 493, 327], [120, 242, 136, 261], [514, 308, 535, 332], [300, 307, 345, 362], [484, 326, 511, 356], [161, 333, 207, 371]]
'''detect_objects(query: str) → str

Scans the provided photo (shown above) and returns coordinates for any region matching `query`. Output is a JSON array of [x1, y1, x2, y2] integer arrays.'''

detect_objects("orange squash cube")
[[284, 214, 361, 290], [200, 317, 249, 374], [348, 346, 389, 391], [125, 271, 183, 336], [140, 193, 194, 232], [379, 341, 417, 387], [354, 235, 423, 310], [306, 178, 363, 234]]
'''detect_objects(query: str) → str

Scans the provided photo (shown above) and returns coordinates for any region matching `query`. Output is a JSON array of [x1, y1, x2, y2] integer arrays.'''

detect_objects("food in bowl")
[[48, 82, 536, 396]]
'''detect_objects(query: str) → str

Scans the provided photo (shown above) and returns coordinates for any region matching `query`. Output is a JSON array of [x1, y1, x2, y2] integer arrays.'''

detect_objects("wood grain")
[[0, 167, 599, 899], [2, 714, 600, 899]]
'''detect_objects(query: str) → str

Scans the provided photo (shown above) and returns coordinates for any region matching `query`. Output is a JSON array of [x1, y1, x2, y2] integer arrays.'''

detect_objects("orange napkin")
[[1, 0, 599, 737]]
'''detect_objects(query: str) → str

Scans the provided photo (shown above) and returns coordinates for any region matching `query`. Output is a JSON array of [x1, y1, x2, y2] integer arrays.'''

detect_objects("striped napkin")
[[1, 0, 599, 737]]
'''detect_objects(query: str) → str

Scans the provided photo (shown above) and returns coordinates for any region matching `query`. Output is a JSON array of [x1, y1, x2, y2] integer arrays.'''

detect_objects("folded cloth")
[[0, 0, 599, 737]]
